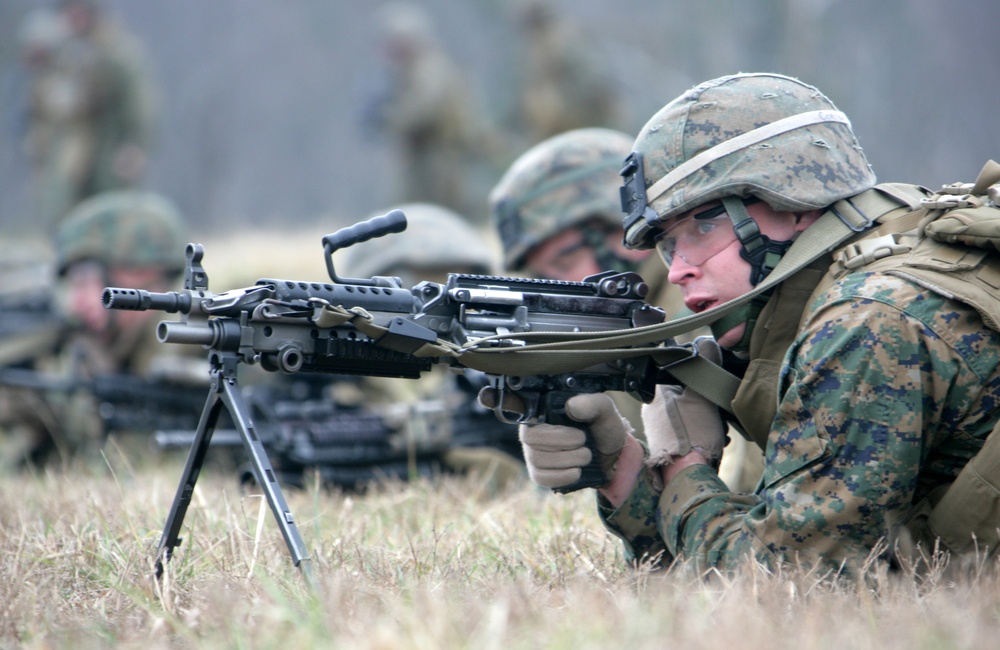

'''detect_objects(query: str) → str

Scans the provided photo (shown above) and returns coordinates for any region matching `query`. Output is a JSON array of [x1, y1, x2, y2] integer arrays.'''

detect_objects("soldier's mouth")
[[686, 298, 715, 313]]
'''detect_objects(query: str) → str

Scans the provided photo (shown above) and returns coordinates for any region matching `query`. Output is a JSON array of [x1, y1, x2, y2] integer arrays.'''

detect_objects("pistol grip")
[[544, 392, 609, 494]]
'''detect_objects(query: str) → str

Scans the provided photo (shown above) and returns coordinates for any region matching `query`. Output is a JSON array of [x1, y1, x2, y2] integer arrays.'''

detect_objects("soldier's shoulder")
[[807, 270, 978, 327], [802, 270, 1000, 375]]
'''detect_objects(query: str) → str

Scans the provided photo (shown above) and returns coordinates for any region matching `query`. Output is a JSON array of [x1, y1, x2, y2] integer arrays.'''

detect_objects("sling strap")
[[311, 187, 914, 412], [444, 186, 913, 410]]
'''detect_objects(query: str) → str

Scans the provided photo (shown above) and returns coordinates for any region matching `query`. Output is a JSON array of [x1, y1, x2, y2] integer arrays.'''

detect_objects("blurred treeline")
[[1, 0, 997, 235]]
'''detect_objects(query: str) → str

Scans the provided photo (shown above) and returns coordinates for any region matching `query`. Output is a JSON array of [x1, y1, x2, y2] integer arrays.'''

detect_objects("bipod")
[[153, 350, 318, 590]]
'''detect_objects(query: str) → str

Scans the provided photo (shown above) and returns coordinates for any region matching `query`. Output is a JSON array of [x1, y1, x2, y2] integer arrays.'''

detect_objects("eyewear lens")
[[654, 210, 737, 267]]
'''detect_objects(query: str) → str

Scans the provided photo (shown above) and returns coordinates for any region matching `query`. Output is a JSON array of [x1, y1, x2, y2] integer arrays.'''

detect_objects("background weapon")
[[155, 373, 520, 491], [0, 366, 207, 437], [0, 260, 66, 367]]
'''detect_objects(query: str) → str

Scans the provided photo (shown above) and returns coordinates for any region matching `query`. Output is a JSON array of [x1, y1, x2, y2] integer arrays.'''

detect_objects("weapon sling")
[[441, 187, 915, 411]]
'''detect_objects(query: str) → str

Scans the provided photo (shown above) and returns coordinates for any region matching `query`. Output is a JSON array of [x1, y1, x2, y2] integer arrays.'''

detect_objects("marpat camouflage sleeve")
[[656, 271, 1000, 573], [598, 475, 669, 567]]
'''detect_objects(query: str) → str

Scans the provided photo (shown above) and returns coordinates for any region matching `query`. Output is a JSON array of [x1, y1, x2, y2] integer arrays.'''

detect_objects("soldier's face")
[[524, 227, 648, 282], [524, 229, 601, 281], [663, 200, 816, 348], [66, 262, 110, 334]]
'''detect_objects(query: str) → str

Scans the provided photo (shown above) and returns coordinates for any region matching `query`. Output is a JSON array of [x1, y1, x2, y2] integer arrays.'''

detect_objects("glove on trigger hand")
[[516, 393, 632, 491]]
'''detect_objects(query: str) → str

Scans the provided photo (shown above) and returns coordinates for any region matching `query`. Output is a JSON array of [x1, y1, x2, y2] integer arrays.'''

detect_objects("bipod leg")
[[153, 357, 228, 581], [218, 365, 318, 589], [153, 352, 317, 591]]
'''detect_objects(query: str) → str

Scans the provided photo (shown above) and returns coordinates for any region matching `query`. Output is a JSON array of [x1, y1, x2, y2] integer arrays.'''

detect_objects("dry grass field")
[[2, 443, 999, 650]]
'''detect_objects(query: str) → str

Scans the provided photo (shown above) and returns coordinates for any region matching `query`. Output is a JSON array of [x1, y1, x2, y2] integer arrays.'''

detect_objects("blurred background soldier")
[[340, 202, 525, 489], [509, 0, 621, 146], [488, 127, 657, 446], [0, 190, 197, 468], [1, 9, 69, 364], [489, 127, 763, 492], [489, 128, 659, 294], [366, 2, 492, 222], [20, 0, 157, 233]]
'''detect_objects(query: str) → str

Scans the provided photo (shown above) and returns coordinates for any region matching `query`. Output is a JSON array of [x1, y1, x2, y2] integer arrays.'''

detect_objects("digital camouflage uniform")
[[602, 272, 1000, 573], [598, 73, 1000, 574]]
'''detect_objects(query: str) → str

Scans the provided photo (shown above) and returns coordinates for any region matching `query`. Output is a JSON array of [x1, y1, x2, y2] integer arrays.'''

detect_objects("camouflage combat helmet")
[[343, 203, 496, 279], [490, 128, 633, 271], [56, 190, 186, 275], [621, 73, 877, 250]]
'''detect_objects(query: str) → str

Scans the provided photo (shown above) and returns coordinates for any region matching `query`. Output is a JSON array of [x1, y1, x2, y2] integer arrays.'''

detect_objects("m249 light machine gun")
[[102, 210, 672, 586]]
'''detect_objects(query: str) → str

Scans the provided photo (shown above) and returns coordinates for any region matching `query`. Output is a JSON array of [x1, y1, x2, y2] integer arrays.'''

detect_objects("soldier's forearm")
[[599, 434, 645, 508]]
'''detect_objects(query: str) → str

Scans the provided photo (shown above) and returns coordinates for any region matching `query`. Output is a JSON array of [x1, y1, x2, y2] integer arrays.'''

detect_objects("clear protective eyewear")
[[653, 204, 738, 267]]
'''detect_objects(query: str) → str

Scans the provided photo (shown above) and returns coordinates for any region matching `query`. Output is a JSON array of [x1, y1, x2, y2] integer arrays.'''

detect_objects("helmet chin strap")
[[708, 295, 770, 353], [715, 197, 795, 352]]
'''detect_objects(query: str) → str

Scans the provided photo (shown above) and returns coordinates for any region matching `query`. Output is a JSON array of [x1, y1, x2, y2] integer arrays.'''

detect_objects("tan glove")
[[642, 337, 728, 468], [480, 389, 631, 491]]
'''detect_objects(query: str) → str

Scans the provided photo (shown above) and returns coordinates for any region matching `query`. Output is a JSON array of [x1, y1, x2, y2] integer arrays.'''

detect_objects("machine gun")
[[102, 209, 677, 586]]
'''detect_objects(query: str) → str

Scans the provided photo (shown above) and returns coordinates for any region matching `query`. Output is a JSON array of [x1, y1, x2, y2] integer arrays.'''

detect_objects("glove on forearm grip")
[[643, 336, 727, 468], [643, 384, 727, 467]]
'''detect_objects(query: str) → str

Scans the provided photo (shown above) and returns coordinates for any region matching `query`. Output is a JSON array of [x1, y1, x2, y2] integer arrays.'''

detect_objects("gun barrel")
[[102, 287, 192, 314], [157, 320, 242, 352]]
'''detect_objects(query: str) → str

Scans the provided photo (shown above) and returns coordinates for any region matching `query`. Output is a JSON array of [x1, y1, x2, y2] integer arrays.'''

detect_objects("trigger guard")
[[491, 385, 540, 424]]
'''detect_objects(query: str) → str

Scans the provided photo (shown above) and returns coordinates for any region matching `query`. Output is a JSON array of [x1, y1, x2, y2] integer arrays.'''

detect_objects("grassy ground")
[[2, 447, 999, 649]]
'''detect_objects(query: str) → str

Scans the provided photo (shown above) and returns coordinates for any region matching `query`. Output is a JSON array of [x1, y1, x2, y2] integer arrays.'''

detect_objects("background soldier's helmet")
[[55, 190, 186, 275], [623, 72, 878, 249], [490, 127, 633, 271], [343, 203, 496, 279]]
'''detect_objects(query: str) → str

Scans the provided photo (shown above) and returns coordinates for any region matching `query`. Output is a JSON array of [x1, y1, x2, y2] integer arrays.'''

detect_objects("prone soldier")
[[340, 202, 526, 489], [0, 190, 199, 468], [510, 73, 1000, 575]]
